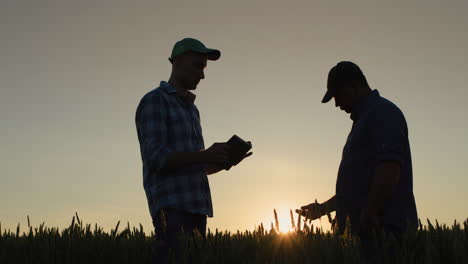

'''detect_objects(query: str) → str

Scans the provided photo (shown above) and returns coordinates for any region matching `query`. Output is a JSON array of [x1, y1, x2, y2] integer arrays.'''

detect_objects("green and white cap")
[[170, 38, 221, 61]]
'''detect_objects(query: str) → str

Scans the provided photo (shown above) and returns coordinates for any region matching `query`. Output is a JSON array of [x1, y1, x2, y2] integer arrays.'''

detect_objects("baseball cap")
[[170, 38, 221, 61], [321, 61, 365, 103]]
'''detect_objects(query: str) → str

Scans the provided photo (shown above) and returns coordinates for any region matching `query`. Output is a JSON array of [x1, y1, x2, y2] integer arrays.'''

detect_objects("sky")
[[1, 0, 467, 233]]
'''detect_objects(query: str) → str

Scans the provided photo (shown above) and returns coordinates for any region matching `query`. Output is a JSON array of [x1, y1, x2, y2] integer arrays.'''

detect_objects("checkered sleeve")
[[135, 93, 172, 175]]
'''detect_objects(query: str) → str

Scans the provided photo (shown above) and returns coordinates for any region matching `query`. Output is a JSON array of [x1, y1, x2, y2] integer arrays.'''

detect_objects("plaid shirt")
[[135, 81, 213, 219]]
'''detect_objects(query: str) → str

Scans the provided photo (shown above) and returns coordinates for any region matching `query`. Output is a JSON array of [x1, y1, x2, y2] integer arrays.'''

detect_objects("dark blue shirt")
[[335, 90, 418, 234]]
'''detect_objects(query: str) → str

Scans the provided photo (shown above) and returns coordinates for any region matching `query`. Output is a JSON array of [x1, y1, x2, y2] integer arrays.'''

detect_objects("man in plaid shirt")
[[135, 38, 252, 261]]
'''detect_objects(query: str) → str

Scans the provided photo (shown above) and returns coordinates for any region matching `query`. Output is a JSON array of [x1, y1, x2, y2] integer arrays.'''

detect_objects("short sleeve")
[[368, 103, 407, 165]]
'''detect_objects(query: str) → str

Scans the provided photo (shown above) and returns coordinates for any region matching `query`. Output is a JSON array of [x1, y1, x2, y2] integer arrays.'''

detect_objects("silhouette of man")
[[298, 61, 418, 259], [135, 38, 251, 262]]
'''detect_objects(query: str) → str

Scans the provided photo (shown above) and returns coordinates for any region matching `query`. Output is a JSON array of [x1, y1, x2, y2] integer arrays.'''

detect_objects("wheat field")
[[1, 211, 467, 263]]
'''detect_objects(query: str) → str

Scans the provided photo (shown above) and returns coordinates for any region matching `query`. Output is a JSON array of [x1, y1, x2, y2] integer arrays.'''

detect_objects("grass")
[[1, 212, 467, 263]]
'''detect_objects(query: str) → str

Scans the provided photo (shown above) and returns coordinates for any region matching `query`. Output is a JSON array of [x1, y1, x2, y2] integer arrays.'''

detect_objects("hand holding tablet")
[[224, 135, 252, 170]]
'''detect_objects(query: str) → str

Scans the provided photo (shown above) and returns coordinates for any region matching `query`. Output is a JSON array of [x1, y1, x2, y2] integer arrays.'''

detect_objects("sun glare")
[[279, 216, 295, 233], [269, 207, 298, 234], [262, 206, 335, 234]]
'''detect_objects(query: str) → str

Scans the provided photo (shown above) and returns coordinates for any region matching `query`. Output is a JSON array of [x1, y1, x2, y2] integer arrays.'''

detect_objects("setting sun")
[[261, 206, 336, 234], [261, 207, 298, 234], [277, 210, 296, 233]]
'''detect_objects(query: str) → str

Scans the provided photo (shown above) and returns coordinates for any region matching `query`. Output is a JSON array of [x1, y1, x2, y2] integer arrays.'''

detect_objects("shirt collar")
[[160, 81, 197, 104], [350, 89, 379, 121]]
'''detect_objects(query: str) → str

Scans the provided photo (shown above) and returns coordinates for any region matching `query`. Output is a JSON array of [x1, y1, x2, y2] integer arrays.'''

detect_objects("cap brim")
[[192, 47, 221, 61], [321, 90, 333, 103], [206, 49, 220, 60]]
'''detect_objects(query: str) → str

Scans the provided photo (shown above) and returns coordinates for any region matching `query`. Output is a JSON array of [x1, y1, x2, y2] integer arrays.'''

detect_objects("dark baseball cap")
[[170, 38, 221, 61], [322, 61, 365, 103]]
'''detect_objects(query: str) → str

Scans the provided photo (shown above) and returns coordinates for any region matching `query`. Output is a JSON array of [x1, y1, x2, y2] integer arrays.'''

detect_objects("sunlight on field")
[[260, 203, 335, 234], [277, 210, 295, 233], [248, 155, 336, 234], [264, 205, 297, 233]]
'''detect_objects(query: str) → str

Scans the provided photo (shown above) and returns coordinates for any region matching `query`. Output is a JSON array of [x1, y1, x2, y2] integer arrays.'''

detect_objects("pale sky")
[[1, 0, 467, 233]]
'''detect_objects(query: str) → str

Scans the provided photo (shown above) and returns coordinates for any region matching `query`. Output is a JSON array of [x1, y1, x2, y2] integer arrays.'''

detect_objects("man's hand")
[[162, 143, 231, 173], [296, 202, 323, 221], [201, 143, 230, 165], [296, 196, 336, 222], [232, 147, 253, 166], [205, 164, 224, 175], [229, 141, 253, 167]]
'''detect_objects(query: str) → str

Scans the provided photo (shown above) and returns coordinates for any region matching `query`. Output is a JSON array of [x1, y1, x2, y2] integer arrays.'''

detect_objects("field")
[[1, 212, 467, 264]]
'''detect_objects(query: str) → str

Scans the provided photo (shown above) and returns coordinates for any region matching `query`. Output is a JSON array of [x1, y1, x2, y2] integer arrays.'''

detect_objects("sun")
[[272, 207, 297, 234], [278, 218, 295, 233]]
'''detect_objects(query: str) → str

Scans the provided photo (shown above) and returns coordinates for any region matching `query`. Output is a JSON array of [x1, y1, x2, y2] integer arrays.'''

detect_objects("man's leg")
[[152, 208, 207, 263], [186, 212, 207, 238], [152, 209, 174, 263], [359, 223, 403, 264]]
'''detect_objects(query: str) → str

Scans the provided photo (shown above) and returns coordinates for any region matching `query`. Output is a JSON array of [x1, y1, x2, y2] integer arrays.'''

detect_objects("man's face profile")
[[333, 85, 357, 114], [174, 52, 208, 90]]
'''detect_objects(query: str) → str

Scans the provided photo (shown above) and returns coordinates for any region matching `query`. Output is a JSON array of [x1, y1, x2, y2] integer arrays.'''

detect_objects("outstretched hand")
[[296, 201, 323, 221]]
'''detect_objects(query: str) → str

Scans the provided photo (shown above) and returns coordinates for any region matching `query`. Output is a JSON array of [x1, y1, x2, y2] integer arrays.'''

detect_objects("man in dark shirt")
[[298, 61, 418, 246]]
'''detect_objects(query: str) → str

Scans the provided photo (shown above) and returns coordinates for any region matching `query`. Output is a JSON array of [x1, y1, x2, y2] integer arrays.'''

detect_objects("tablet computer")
[[225, 135, 252, 170]]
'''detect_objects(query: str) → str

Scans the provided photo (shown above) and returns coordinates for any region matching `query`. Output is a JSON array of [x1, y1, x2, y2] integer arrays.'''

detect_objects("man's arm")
[[204, 151, 253, 175], [162, 143, 231, 173], [163, 151, 208, 171], [362, 102, 407, 226], [297, 195, 336, 220], [135, 94, 172, 176], [205, 165, 224, 175], [322, 195, 337, 213], [361, 161, 400, 225], [136, 94, 233, 174]]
